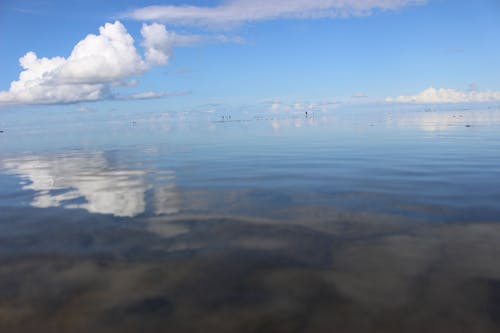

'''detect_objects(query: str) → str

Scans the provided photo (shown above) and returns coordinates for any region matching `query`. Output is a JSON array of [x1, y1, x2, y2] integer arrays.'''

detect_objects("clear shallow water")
[[1, 107, 500, 332]]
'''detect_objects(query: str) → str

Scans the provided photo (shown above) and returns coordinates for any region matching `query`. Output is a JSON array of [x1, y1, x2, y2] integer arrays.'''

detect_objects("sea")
[[1, 105, 500, 332]]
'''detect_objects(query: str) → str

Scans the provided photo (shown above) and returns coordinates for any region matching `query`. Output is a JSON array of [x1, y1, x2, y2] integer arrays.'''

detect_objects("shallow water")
[[1, 106, 500, 332]]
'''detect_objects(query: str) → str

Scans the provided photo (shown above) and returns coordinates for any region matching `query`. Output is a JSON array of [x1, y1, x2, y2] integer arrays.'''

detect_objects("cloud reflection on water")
[[2, 107, 500, 332], [383, 109, 500, 132], [3, 152, 180, 217], [1, 208, 500, 332]]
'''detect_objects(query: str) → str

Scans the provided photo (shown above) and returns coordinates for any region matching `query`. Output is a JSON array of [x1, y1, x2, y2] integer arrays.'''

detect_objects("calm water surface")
[[1, 107, 500, 332]]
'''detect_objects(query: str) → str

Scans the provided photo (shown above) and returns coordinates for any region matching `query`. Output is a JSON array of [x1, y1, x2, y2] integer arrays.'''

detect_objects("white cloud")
[[141, 23, 176, 65], [123, 90, 191, 100], [0, 21, 219, 105], [270, 102, 291, 112], [139, 23, 240, 65], [351, 92, 368, 99], [76, 105, 96, 113], [0, 21, 145, 105], [129, 91, 172, 100], [58, 21, 146, 84], [386, 87, 500, 104], [123, 0, 426, 26]]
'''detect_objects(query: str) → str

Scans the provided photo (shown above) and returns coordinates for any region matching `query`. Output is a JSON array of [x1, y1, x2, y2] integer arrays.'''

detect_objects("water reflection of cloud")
[[154, 183, 182, 215], [2, 208, 500, 332], [388, 110, 500, 132], [3, 152, 180, 217], [269, 116, 320, 132]]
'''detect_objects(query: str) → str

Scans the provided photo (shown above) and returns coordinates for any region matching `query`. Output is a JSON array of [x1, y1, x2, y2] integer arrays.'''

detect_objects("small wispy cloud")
[[76, 105, 96, 113], [351, 92, 368, 99], [11, 7, 38, 14], [122, 0, 427, 27], [120, 90, 191, 101], [386, 87, 500, 104]]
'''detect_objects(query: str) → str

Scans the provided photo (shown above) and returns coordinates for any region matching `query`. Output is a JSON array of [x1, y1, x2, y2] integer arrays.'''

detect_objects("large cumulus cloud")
[[0, 21, 186, 105]]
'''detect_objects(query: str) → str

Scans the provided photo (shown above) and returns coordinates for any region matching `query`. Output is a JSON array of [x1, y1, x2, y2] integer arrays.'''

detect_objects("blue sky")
[[1, 0, 499, 112]]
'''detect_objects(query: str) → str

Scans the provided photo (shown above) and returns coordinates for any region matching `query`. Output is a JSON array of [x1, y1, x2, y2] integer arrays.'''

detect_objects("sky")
[[0, 0, 499, 113]]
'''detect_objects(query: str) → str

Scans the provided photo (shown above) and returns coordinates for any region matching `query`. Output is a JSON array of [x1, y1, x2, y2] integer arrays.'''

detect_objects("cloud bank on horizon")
[[124, 0, 427, 26], [386, 87, 500, 104]]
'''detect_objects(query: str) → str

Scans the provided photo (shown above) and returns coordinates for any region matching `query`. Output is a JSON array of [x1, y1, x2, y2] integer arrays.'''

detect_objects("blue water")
[[1, 106, 500, 332]]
